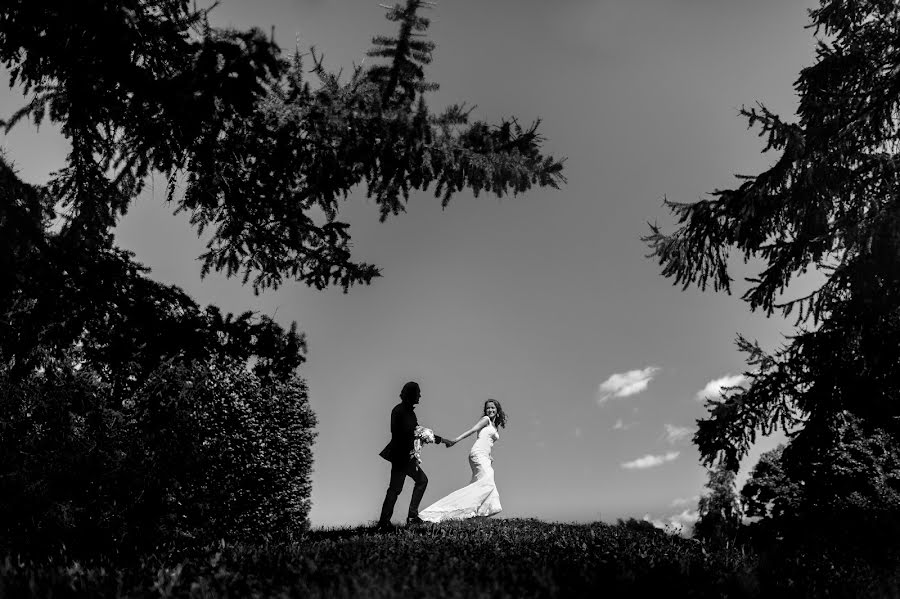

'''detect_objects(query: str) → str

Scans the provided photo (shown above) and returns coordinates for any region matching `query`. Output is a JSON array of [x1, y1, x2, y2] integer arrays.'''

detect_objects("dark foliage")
[[616, 517, 667, 537], [0, 151, 316, 554], [127, 357, 317, 549], [1, 519, 897, 598], [0, 153, 307, 382], [0, 0, 565, 293], [741, 416, 900, 524], [0, 352, 316, 557], [644, 0, 900, 516], [740, 445, 801, 521], [787, 413, 900, 515]]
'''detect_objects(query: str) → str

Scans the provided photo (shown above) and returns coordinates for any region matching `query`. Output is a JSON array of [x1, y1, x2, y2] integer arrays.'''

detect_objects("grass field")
[[1, 518, 896, 598]]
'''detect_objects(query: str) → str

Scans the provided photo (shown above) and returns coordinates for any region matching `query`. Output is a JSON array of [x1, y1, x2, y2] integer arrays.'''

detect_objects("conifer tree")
[[645, 0, 900, 483], [0, 0, 565, 294]]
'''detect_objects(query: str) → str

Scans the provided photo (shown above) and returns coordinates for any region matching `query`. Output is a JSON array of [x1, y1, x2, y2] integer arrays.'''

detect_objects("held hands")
[[443, 439, 456, 448]]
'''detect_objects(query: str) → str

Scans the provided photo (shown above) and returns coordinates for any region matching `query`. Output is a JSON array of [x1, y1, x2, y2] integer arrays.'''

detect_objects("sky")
[[1, 0, 822, 531]]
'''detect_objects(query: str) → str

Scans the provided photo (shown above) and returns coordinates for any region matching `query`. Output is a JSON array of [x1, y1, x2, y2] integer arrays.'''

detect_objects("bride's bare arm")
[[450, 416, 491, 445]]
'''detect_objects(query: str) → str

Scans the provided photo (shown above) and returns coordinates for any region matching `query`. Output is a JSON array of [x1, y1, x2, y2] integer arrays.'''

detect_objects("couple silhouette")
[[377, 381, 506, 529]]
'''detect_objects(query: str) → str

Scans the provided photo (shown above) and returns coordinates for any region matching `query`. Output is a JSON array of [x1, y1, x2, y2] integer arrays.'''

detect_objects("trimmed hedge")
[[0, 355, 317, 556]]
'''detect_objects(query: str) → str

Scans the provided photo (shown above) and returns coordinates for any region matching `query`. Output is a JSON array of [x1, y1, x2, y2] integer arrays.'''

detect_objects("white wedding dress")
[[419, 422, 502, 522]]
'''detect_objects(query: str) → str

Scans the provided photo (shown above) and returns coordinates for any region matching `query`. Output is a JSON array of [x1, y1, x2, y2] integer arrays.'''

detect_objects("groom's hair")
[[400, 381, 420, 402]]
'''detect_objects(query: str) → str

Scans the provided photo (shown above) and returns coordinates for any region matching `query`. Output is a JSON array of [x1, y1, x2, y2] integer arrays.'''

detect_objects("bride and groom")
[[377, 381, 506, 529]]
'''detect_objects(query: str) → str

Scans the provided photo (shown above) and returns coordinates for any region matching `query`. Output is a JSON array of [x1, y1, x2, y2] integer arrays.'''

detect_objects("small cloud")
[[597, 366, 660, 404], [664, 423, 694, 445], [669, 509, 700, 532], [621, 451, 680, 470], [643, 514, 666, 529], [670, 495, 700, 508], [574, 427, 582, 438], [696, 374, 748, 401], [613, 418, 636, 431], [646, 509, 700, 536]]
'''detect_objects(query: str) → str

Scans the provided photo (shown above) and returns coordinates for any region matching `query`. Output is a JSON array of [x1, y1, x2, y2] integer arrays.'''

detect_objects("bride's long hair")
[[484, 399, 507, 429]]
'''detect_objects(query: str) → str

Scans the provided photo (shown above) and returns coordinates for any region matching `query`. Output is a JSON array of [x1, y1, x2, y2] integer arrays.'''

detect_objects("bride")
[[418, 399, 507, 523]]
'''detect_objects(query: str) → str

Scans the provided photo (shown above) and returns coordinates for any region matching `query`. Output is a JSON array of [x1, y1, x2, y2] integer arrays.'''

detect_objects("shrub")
[[129, 357, 317, 549], [0, 351, 126, 555], [0, 353, 317, 557]]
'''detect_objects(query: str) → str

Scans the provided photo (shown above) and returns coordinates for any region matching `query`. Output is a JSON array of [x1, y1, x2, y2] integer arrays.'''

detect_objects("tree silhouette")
[[645, 0, 900, 478], [740, 445, 800, 521], [694, 462, 742, 547], [1, 0, 564, 293]]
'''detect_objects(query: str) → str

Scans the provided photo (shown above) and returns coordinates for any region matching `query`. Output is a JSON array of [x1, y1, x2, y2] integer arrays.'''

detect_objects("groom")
[[377, 381, 451, 528]]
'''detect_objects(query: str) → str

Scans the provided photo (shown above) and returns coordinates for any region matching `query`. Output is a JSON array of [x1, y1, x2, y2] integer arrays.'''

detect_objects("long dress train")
[[418, 423, 501, 522]]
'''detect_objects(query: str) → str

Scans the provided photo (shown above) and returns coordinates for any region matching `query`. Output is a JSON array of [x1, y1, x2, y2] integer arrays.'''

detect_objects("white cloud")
[[645, 509, 700, 536], [574, 427, 582, 438], [612, 418, 637, 431], [670, 495, 700, 508], [643, 514, 666, 529], [664, 423, 694, 445], [621, 451, 680, 470], [670, 509, 700, 529], [597, 366, 660, 404], [696, 374, 748, 401]]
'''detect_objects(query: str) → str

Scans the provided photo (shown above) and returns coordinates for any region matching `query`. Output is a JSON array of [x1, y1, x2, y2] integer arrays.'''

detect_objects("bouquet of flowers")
[[411, 426, 436, 464]]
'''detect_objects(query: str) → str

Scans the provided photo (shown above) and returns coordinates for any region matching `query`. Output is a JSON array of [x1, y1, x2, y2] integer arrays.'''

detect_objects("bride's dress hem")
[[418, 424, 502, 524]]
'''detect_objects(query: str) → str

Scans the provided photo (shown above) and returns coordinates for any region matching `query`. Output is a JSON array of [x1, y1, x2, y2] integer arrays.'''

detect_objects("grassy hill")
[[1, 518, 895, 598]]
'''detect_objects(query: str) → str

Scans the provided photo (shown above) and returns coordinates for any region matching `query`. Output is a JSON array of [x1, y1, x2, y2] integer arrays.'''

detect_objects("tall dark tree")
[[645, 0, 900, 489]]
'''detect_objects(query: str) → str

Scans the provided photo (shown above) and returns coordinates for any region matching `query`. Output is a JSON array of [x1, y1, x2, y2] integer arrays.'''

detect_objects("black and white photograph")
[[2, 0, 899, 596]]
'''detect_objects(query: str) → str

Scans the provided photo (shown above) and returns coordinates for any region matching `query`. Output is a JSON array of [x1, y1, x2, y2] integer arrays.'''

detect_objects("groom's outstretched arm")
[[427, 430, 446, 445], [438, 434, 458, 447]]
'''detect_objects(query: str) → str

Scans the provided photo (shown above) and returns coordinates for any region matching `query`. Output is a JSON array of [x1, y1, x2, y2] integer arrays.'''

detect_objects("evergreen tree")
[[0, 0, 565, 293], [644, 0, 900, 490]]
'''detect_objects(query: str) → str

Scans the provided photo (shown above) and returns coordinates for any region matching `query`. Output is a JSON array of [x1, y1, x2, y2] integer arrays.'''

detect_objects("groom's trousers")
[[379, 459, 428, 523]]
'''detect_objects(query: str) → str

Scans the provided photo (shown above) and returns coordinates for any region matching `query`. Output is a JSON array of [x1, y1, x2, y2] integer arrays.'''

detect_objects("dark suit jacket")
[[379, 401, 443, 465]]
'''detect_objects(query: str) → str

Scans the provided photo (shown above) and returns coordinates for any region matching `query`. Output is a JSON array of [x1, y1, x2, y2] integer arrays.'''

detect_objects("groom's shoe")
[[375, 520, 396, 532], [406, 516, 426, 526]]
